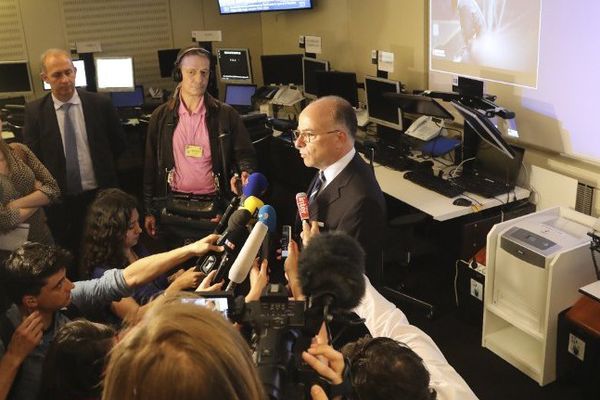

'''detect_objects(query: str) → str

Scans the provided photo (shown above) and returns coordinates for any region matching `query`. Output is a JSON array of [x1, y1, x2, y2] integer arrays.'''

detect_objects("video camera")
[[195, 284, 334, 400]]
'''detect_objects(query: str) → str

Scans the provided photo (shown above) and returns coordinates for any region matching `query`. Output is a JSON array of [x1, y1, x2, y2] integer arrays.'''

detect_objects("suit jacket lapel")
[[308, 156, 356, 217]]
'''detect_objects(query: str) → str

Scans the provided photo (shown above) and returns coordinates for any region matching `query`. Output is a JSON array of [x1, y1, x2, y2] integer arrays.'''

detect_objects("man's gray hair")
[[40, 48, 73, 73]]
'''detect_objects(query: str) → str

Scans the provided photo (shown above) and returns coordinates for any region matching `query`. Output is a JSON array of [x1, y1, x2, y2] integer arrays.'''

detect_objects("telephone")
[[271, 86, 304, 106], [404, 115, 442, 141]]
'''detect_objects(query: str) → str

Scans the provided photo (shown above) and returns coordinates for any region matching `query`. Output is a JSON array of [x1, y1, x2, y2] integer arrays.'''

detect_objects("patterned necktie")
[[309, 171, 326, 204], [62, 102, 82, 194]]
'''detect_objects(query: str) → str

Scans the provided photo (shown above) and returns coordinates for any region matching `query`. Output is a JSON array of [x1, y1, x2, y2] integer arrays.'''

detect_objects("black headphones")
[[172, 45, 212, 82]]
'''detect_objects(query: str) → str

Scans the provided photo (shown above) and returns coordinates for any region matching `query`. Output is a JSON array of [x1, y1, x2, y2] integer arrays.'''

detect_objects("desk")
[[364, 155, 530, 221]]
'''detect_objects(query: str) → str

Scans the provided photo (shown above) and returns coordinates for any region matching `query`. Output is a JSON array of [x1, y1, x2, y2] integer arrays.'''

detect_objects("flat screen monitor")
[[43, 59, 87, 90], [382, 92, 454, 120], [302, 57, 329, 99], [261, 54, 303, 85], [225, 84, 256, 113], [315, 71, 358, 107], [217, 48, 252, 84], [470, 143, 524, 185], [218, 0, 312, 15], [364, 75, 402, 131], [0, 61, 32, 93], [110, 85, 144, 108], [95, 56, 135, 92], [451, 100, 516, 159], [157, 48, 180, 78]]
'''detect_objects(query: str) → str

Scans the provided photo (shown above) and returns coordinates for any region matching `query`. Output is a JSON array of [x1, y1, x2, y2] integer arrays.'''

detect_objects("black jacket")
[[143, 93, 256, 214]]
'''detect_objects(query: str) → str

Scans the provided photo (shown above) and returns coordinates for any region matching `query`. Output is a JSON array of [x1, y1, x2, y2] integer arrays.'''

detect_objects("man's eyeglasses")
[[292, 129, 339, 143]]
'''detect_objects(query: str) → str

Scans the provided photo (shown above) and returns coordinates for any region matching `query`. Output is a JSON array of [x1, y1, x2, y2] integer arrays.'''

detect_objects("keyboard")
[[452, 173, 513, 198], [372, 143, 423, 172], [404, 170, 464, 198]]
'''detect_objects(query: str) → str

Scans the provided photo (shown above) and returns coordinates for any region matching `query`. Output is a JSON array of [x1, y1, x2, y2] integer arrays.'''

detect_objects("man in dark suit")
[[23, 48, 125, 277], [293, 96, 386, 284]]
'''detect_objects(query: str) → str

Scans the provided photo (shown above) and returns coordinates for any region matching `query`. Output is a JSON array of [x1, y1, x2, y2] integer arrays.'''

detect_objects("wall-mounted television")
[[218, 0, 313, 15]]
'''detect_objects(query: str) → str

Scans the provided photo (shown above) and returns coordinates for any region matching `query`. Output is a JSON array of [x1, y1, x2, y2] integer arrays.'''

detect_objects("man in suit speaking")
[[23, 49, 125, 277], [293, 96, 386, 284]]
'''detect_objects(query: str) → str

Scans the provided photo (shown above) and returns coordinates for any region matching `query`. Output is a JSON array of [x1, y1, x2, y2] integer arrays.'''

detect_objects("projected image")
[[430, 0, 542, 88]]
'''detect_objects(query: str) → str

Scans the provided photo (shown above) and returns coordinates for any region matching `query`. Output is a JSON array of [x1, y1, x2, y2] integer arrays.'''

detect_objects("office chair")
[[381, 211, 436, 319]]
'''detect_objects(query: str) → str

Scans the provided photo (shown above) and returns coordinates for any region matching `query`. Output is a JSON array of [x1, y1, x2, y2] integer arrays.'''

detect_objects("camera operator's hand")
[[284, 240, 304, 300], [188, 234, 224, 256], [245, 258, 269, 302], [196, 270, 224, 292], [301, 220, 321, 248], [302, 343, 345, 386]]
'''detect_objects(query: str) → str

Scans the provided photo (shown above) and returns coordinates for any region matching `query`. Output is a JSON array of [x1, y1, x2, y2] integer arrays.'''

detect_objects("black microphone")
[[298, 232, 366, 311], [214, 196, 242, 234], [207, 226, 250, 286]]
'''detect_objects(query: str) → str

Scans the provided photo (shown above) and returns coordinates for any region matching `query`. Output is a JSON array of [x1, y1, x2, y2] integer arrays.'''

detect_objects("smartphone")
[[281, 225, 292, 258], [181, 292, 232, 319]]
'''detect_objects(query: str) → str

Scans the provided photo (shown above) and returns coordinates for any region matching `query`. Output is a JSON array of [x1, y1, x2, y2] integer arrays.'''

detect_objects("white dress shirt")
[[320, 147, 356, 191]]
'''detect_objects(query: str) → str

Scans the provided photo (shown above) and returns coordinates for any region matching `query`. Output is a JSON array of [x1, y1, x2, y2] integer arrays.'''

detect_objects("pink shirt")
[[171, 97, 216, 194]]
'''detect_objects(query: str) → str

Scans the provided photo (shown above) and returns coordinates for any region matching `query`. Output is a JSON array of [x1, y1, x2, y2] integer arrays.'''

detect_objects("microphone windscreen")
[[298, 232, 366, 310], [241, 196, 264, 215], [258, 205, 277, 233], [228, 221, 268, 284], [296, 192, 310, 221], [227, 209, 252, 230], [243, 172, 268, 198]]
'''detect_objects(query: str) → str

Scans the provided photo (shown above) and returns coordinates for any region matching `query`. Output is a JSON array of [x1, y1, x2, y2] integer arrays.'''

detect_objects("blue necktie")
[[309, 171, 326, 204], [62, 103, 82, 194]]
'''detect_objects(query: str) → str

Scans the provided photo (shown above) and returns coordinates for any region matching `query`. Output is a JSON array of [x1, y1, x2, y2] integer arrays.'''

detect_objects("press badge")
[[185, 144, 203, 158]]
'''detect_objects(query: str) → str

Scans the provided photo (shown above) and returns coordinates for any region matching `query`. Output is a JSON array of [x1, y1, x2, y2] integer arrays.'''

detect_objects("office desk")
[[364, 155, 530, 221]]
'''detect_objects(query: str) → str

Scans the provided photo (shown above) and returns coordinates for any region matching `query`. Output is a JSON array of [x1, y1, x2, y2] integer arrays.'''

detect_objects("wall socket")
[[470, 278, 483, 301], [568, 333, 586, 361]]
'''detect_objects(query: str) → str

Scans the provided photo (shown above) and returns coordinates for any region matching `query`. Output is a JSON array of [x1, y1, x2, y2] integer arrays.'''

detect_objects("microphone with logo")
[[226, 205, 276, 291], [296, 192, 310, 224]]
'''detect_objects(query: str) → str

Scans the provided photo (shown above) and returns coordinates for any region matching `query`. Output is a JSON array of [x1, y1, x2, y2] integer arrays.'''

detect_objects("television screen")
[[157, 48, 180, 78], [261, 54, 303, 85], [217, 48, 252, 83], [43, 59, 87, 90], [95, 56, 135, 92], [0, 61, 32, 93], [218, 0, 313, 15], [302, 57, 329, 99], [364, 75, 402, 131]]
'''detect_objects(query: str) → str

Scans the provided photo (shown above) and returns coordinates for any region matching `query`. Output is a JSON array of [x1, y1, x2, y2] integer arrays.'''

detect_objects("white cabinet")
[[482, 207, 597, 385]]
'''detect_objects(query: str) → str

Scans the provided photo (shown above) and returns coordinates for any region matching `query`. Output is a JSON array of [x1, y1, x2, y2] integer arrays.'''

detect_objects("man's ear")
[[22, 295, 38, 310]]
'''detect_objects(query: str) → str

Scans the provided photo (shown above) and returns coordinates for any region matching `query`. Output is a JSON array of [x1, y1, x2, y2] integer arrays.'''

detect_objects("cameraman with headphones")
[[143, 45, 256, 246]]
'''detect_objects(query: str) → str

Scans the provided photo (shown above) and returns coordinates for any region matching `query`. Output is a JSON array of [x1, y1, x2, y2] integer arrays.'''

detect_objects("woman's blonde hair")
[[102, 295, 265, 400]]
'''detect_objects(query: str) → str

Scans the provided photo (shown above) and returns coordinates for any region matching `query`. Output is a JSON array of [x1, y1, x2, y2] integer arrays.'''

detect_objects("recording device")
[[226, 205, 276, 290], [281, 225, 292, 258], [296, 192, 310, 223], [214, 196, 241, 234], [181, 292, 232, 319], [259, 205, 278, 264], [241, 195, 264, 216]]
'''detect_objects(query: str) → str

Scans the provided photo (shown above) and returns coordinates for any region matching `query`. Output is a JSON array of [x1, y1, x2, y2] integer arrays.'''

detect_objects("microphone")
[[241, 196, 264, 217], [259, 203, 278, 263], [202, 226, 249, 287], [226, 205, 276, 291], [196, 209, 251, 274], [296, 192, 310, 223], [298, 232, 366, 311], [242, 172, 268, 200], [214, 196, 241, 234]]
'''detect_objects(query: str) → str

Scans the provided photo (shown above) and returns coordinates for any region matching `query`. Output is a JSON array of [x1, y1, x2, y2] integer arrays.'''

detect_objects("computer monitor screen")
[[364, 76, 402, 131], [218, 0, 313, 15], [217, 48, 252, 84], [382, 92, 453, 120], [451, 100, 516, 159], [225, 84, 256, 106], [302, 57, 329, 99], [43, 59, 87, 90], [110, 85, 144, 108], [261, 54, 303, 85], [470, 143, 524, 184], [157, 48, 180, 78], [315, 71, 358, 107], [0, 61, 32, 93], [95, 56, 135, 92]]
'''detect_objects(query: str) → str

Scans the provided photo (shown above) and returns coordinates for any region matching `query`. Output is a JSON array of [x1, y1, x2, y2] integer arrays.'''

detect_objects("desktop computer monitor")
[[43, 59, 87, 90], [382, 92, 453, 120], [315, 71, 358, 107], [110, 85, 144, 108], [157, 48, 180, 78], [95, 56, 135, 92], [261, 54, 303, 85], [364, 75, 403, 131], [217, 48, 252, 84], [224, 83, 256, 114], [302, 57, 329, 99], [0, 61, 32, 93]]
